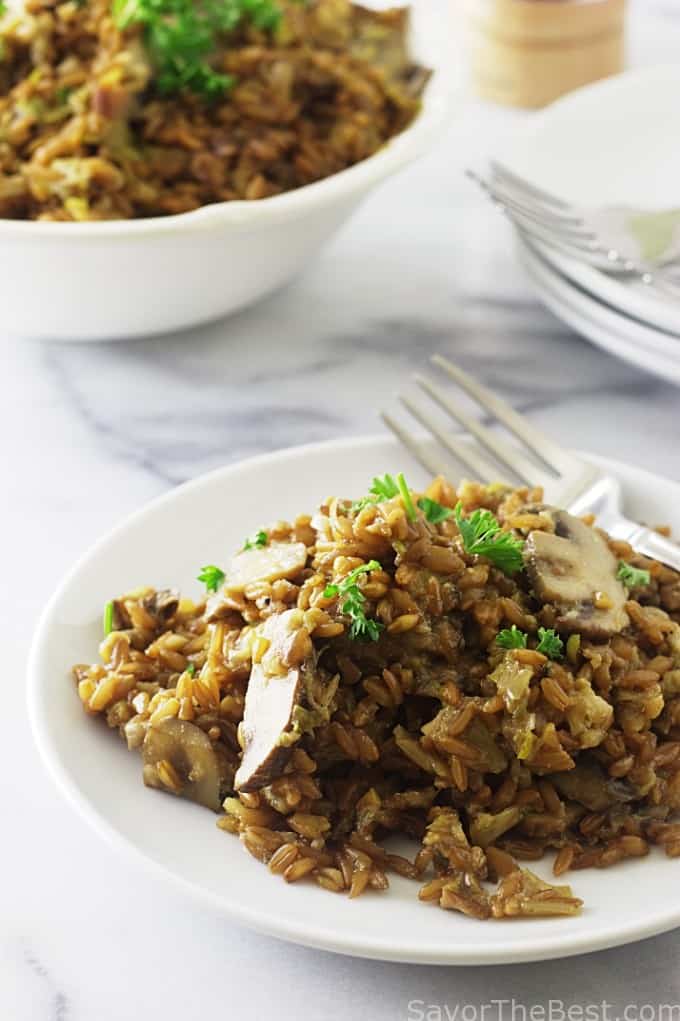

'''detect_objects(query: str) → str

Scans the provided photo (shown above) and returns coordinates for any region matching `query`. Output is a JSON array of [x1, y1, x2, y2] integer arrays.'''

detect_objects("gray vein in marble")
[[41, 346, 203, 486], [40, 296, 673, 487], [24, 951, 69, 1021], [42, 343, 345, 484]]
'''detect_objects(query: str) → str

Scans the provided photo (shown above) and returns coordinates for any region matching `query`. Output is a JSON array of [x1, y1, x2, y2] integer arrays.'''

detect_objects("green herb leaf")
[[536, 627, 564, 660], [349, 615, 383, 642], [417, 496, 453, 525], [197, 564, 226, 592], [496, 625, 527, 650], [55, 85, 74, 105], [351, 474, 400, 512], [370, 474, 400, 500], [396, 472, 417, 522], [617, 560, 651, 589], [103, 600, 114, 636], [0, 1, 7, 16], [454, 502, 525, 575], [351, 472, 424, 525], [186, 662, 196, 676], [323, 560, 383, 642], [114, 0, 281, 100], [243, 530, 268, 551]]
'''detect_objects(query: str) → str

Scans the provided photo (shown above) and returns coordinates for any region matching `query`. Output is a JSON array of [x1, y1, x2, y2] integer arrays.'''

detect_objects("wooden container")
[[465, 0, 627, 108]]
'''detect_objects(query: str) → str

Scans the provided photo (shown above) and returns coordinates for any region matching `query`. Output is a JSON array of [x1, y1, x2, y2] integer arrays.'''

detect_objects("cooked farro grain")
[[73, 475, 680, 920], [0, 0, 428, 221]]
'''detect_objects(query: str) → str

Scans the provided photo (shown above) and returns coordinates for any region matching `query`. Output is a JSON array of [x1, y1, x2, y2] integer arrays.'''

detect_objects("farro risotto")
[[73, 474, 680, 921], [0, 0, 428, 220]]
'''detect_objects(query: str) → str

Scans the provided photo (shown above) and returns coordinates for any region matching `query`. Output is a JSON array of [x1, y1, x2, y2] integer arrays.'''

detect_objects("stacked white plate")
[[492, 65, 680, 384]]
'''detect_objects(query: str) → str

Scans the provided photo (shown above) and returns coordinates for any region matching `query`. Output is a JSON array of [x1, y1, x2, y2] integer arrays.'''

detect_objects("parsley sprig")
[[197, 564, 226, 592], [113, 0, 282, 99], [396, 472, 417, 522], [351, 472, 419, 524], [617, 561, 651, 589], [352, 474, 400, 512], [454, 503, 525, 575], [496, 625, 527, 650], [417, 496, 453, 525], [243, 530, 268, 551], [103, 600, 115, 636], [323, 560, 384, 642], [495, 624, 563, 660], [536, 627, 564, 660]]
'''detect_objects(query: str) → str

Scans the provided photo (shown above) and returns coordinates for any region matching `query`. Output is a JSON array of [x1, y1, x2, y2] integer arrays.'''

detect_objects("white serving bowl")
[[0, 7, 450, 342]]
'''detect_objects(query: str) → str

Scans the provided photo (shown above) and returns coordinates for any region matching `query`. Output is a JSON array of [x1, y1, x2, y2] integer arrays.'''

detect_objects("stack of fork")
[[470, 163, 680, 296]]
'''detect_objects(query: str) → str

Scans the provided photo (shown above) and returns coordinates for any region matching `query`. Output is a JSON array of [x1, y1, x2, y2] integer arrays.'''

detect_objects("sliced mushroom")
[[142, 717, 230, 812], [524, 506, 628, 639], [142, 588, 180, 624], [235, 610, 316, 793], [550, 758, 637, 812], [224, 541, 308, 593], [550, 760, 614, 812]]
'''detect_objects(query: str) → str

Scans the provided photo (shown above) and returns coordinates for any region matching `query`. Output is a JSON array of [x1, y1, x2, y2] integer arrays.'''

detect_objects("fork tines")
[[381, 354, 581, 491]]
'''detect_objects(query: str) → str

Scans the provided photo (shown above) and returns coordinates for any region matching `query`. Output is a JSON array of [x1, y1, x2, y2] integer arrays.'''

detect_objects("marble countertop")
[[4, 2, 680, 1017]]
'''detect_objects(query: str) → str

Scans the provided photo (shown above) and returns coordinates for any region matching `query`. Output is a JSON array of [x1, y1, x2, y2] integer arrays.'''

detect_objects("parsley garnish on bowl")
[[197, 564, 226, 592], [352, 474, 400, 513], [352, 473, 450, 526], [454, 503, 525, 575], [113, 0, 283, 99], [243, 530, 268, 551], [324, 560, 384, 642], [102, 600, 115, 636], [496, 625, 563, 660], [417, 496, 453, 524], [536, 627, 564, 660], [617, 561, 651, 589], [496, 625, 527, 650]]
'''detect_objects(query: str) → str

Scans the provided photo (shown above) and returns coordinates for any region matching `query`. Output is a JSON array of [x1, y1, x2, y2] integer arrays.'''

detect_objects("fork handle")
[[607, 518, 680, 573]]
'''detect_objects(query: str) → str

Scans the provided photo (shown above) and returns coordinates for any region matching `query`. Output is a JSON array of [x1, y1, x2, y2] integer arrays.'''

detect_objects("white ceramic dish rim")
[[519, 238, 680, 355], [526, 238, 680, 340], [518, 238, 680, 386], [0, 37, 451, 238], [27, 434, 680, 965]]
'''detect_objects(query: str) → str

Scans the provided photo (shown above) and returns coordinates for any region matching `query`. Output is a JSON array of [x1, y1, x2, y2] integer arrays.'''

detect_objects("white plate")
[[528, 239, 680, 339], [28, 435, 680, 965], [493, 64, 680, 338], [519, 238, 680, 387], [495, 64, 680, 209]]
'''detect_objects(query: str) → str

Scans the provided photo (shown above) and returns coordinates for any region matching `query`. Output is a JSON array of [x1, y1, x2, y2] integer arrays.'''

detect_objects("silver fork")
[[468, 165, 680, 299], [381, 353, 680, 571]]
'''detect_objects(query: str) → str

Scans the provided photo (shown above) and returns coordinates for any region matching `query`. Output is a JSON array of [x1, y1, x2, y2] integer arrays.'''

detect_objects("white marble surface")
[[4, 2, 680, 1017]]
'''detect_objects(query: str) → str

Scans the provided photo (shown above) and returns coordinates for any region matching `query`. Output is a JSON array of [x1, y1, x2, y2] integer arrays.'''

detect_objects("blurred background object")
[[464, 0, 627, 108]]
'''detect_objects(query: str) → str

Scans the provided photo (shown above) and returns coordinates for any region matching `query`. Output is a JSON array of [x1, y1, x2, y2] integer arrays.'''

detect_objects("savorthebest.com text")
[[407, 1000, 680, 1021]]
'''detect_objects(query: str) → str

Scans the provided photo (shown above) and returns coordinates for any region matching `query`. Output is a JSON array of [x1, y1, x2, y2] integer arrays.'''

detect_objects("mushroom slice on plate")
[[205, 541, 309, 620], [224, 541, 308, 593], [142, 588, 179, 624], [142, 717, 230, 812], [524, 507, 628, 639], [550, 757, 636, 812], [235, 609, 316, 793]]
